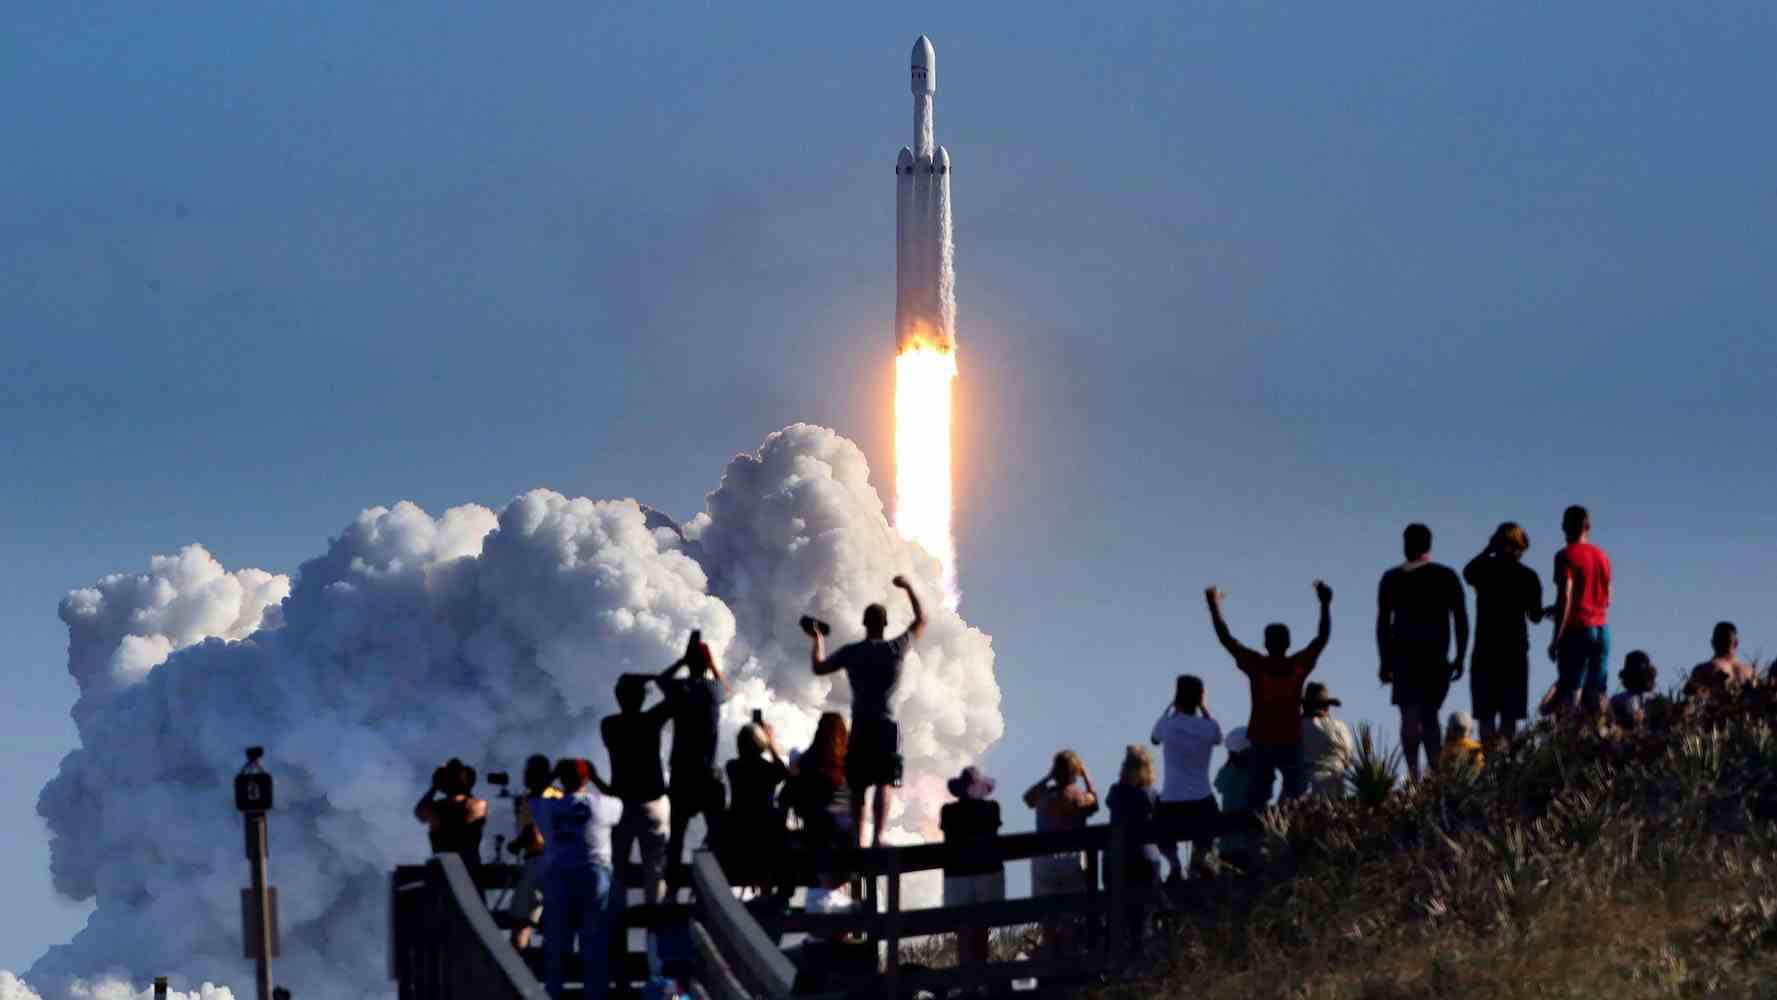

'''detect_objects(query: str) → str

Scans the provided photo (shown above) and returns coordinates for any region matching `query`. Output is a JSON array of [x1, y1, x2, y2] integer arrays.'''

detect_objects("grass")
[[1086, 685, 1777, 999]]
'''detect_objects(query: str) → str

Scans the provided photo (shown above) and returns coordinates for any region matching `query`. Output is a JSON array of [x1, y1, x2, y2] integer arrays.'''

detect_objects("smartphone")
[[752, 709, 764, 724]]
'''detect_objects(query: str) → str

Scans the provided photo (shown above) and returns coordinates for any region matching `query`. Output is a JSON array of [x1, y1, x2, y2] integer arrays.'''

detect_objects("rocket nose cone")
[[911, 36, 934, 68], [897, 147, 914, 168], [936, 146, 951, 168]]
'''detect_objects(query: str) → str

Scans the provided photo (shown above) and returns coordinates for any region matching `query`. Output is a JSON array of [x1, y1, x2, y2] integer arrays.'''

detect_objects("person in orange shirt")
[[1205, 581, 1333, 808]]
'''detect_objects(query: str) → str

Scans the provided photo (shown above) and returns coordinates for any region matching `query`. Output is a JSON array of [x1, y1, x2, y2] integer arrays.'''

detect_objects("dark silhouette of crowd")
[[409, 503, 1771, 995]]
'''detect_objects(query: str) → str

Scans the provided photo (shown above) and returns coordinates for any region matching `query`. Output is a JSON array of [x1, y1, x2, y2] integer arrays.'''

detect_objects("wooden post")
[[1104, 816, 1127, 968], [884, 847, 902, 999]]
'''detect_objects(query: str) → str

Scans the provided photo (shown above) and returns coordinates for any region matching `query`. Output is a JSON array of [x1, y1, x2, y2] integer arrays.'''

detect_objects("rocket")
[[895, 35, 956, 354]]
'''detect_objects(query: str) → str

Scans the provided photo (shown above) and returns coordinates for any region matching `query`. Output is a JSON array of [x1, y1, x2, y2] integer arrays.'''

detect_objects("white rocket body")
[[896, 35, 955, 353]]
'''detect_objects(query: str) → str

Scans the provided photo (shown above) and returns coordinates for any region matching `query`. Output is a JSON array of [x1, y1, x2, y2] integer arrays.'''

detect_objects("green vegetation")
[[1101, 689, 1777, 999]]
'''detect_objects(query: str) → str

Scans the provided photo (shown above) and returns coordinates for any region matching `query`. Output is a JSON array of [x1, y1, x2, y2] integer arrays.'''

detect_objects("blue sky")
[[5, 0, 1777, 971]]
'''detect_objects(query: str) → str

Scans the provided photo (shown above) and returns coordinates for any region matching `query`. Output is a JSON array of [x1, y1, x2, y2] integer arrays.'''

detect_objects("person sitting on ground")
[[1438, 712, 1484, 772], [1206, 581, 1333, 807], [785, 712, 854, 853], [658, 631, 728, 878], [1463, 522, 1545, 746], [1612, 652, 1659, 730], [725, 719, 790, 894], [1024, 750, 1099, 958], [1213, 727, 1254, 871], [1686, 622, 1758, 701], [530, 758, 625, 1000], [1107, 745, 1164, 889], [1378, 524, 1470, 781], [1149, 674, 1222, 880], [1300, 682, 1354, 800], [808, 576, 928, 848], [939, 765, 1004, 974], [415, 758, 488, 882], [602, 675, 673, 905], [506, 754, 563, 949]]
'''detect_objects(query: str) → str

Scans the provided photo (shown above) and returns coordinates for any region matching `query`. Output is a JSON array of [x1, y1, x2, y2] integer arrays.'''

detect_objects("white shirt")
[[1301, 715, 1354, 798], [1150, 710, 1223, 802], [531, 788, 624, 870]]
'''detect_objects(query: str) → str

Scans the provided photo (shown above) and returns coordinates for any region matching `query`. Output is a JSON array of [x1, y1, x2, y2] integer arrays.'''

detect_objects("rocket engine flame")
[[894, 342, 958, 606]]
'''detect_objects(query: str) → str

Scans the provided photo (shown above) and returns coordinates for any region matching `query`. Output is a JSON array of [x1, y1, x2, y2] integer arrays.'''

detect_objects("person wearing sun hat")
[[1300, 682, 1354, 800], [1213, 727, 1255, 870], [940, 765, 1003, 971]]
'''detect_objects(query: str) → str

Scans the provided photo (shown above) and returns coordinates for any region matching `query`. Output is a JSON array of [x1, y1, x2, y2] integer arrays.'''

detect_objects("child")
[[1213, 727, 1253, 871], [1611, 651, 1658, 730], [1439, 712, 1484, 772]]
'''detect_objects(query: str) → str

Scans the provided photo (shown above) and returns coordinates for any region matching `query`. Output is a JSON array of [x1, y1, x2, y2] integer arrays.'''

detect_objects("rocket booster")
[[896, 35, 955, 354]]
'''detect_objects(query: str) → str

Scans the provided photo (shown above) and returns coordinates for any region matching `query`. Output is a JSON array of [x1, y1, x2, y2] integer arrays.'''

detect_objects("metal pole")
[[246, 811, 275, 1000]]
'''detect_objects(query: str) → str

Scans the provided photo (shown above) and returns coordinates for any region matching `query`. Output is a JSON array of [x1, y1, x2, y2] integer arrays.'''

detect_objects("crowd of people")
[[408, 505, 1768, 995]]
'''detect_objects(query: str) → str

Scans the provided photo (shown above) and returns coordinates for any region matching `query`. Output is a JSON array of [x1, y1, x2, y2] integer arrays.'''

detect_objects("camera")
[[799, 615, 831, 637], [752, 708, 765, 725], [487, 771, 510, 787]]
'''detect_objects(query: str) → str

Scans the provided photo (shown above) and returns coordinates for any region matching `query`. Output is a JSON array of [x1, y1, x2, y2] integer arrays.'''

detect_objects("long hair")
[[687, 640, 718, 678], [806, 712, 849, 788], [1119, 745, 1155, 789], [1049, 749, 1084, 786]]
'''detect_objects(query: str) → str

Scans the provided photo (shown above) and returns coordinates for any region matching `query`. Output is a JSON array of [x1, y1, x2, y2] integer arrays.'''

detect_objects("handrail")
[[388, 853, 549, 1000], [691, 850, 796, 998]]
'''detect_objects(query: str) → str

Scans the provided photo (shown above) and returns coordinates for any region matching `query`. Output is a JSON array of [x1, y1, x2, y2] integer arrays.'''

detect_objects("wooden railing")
[[389, 854, 549, 1000]]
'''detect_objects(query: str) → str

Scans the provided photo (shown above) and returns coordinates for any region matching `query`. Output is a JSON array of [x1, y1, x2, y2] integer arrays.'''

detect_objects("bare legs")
[[851, 785, 894, 847], [1400, 705, 1442, 780]]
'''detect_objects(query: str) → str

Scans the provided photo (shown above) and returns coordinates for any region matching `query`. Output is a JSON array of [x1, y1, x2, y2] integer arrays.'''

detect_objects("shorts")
[[1556, 626, 1610, 699], [504, 854, 547, 927], [1155, 796, 1220, 848], [1390, 661, 1452, 712], [1471, 646, 1530, 722], [943, 870, 1006, 907], [669, 767, 725, 820], [845, 718, 903, 791], [1031, 855, 1085, 896]]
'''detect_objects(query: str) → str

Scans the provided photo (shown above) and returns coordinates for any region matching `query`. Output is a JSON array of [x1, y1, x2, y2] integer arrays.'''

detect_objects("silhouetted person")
[[1378, 524, 1468, 780], [724, 720, 789, 895], [414, 758, 487, 882], [1024, 750, 1098, 958], [530, 758, 624, 1000], [1300, 682, 1353, 800], [785, 712, 853, 852], [1206, 581, 1332, 807], [940, 765, 1004, 972], [658, 631, 727, 878], [1613, 651, 1659, 729], [808, 575, 927, 847], [1548, 506, 1612, 717], [1686, 622, 1756, 700], [505, 754, 563, 949], [1463, 523, 1545, 746], [1149, 674, 1221, 880], [601, 675, 672, 904]]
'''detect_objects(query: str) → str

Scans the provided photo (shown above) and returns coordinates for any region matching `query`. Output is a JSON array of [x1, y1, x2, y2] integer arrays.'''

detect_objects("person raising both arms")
[[807, 575, 927, 848], [1378, 523, 1469, 781], [1548, 506, 1612, 719], [657, 631, 728, 879], [1205, 580, 1333, 808]]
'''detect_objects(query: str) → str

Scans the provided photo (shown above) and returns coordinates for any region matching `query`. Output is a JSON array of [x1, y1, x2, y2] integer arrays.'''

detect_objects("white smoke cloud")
[[0, 973, 233, 1000], [19, 425, 1000, 999]]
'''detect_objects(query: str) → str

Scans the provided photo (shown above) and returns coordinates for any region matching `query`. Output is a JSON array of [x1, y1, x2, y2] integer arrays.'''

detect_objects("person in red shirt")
[[1549, 505, 1612, 717], [1205, 581, 1333, 808]]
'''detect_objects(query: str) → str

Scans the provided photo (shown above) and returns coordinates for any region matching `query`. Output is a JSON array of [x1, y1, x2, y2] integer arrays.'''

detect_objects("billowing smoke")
[[13, 425, 1001, 1000], [0, 972, 233, 1000]]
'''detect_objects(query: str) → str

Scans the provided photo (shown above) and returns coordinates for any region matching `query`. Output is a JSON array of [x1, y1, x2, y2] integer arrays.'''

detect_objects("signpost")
[[235, 747, 279, 1000]]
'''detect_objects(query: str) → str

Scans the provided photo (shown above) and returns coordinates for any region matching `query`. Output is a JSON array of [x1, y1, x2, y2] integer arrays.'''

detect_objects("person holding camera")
[[1207, 581, 1333, 807], [807, 575, 927, 848], [1149, 674, 1221, 880], [1463, 523, 1545, 746], [657, 630, 728, 878], [724, 717, 790, 895], [506, 754, 563, 949], [530, 758, 625, 1000], [602, 675, 673, 905], [414, 758, 488, 882]]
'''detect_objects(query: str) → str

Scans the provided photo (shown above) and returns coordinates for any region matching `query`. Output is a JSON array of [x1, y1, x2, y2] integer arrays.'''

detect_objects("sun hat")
[[947, 765, 996, 800], [1301, 682, 1342, 709], [1225, 727, 1251, 755]]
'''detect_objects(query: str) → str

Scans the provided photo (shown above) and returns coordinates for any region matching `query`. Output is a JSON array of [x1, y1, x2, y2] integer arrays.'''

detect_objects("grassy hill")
[[1099, 688, 1777, 999]]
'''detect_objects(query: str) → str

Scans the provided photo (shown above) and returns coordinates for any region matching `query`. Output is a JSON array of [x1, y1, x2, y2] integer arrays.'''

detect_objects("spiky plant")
[[1344, 722, 1403, 807]]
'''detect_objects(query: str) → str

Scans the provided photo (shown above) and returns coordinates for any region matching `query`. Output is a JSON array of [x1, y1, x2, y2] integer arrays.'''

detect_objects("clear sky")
[[5, 0, 1776, 973]]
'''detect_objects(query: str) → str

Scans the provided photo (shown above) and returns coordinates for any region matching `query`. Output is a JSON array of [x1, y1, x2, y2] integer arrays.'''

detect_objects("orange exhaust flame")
[[894, 342, 959, 606]]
